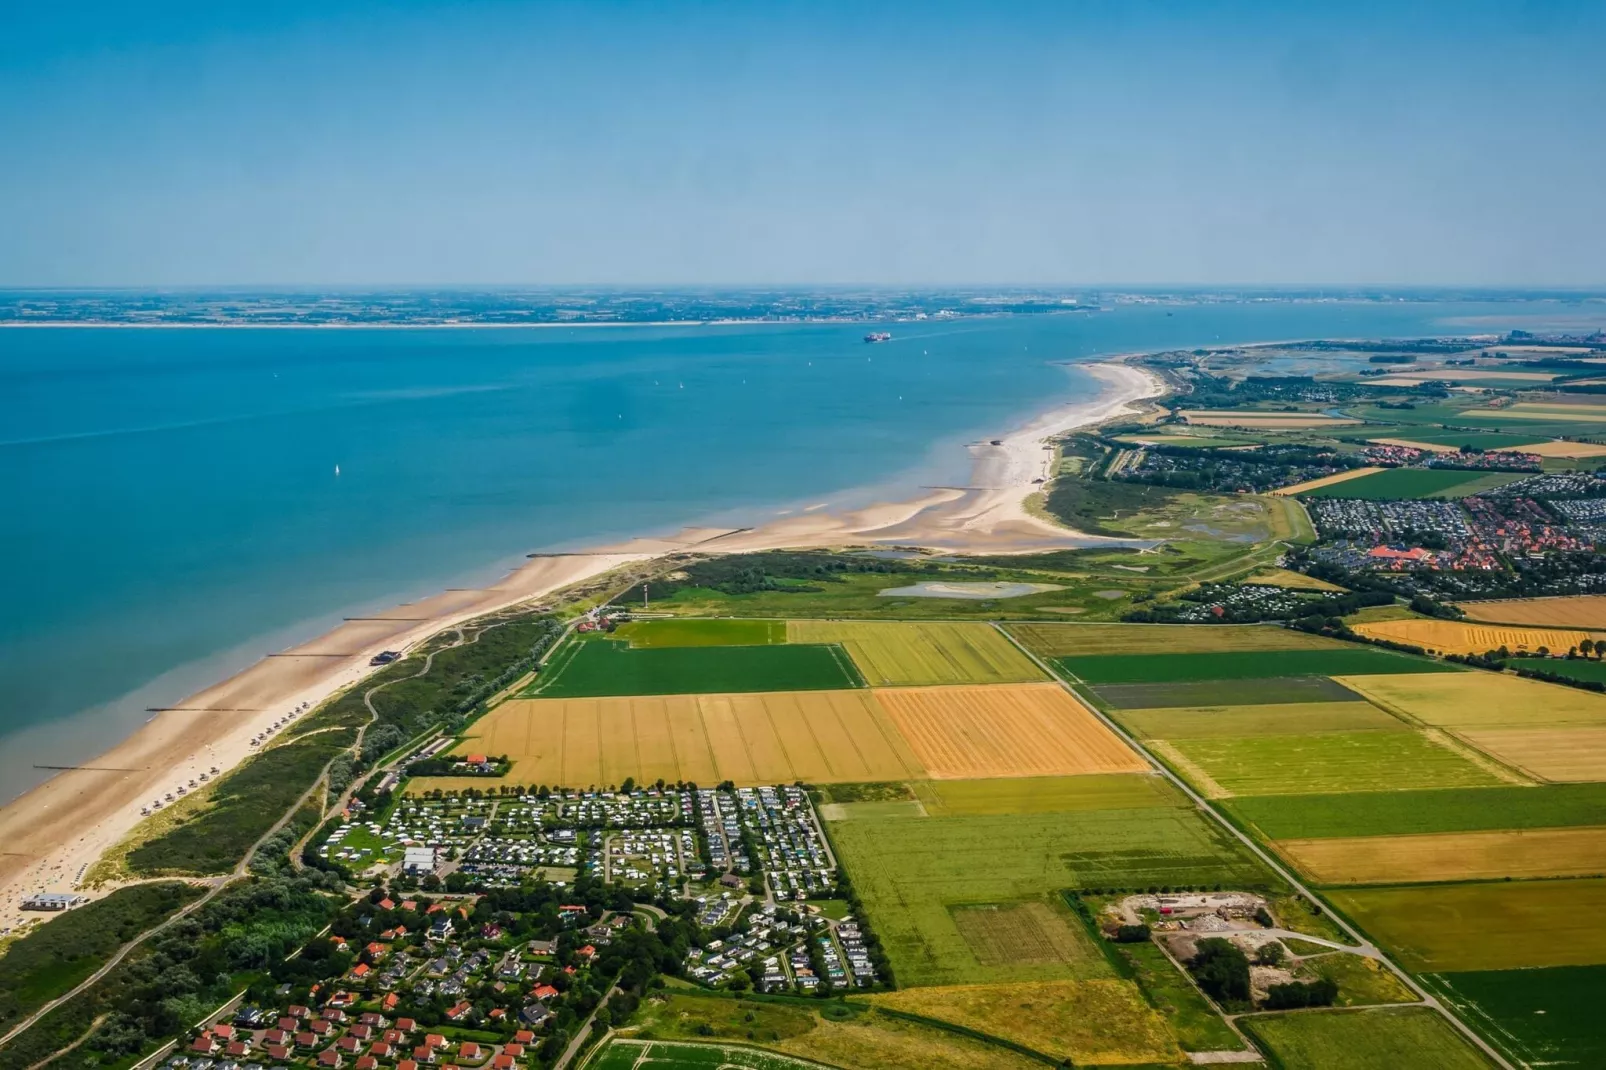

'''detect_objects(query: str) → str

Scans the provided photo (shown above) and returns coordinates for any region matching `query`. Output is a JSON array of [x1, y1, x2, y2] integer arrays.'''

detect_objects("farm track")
[[991, 622, 1518, 1070]]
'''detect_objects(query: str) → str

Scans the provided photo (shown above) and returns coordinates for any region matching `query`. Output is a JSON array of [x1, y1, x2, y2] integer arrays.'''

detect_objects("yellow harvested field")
[[1352, 618, 1606, 656], [867, 980, 1177, 1067], [448, 690, 925, 787], [1270, 467, 1384, 496], [1367, 437, 1463, 453], [1181, 410, 1360, 429], [873, 683, 1149, 780], [1458, 595, 1606, 628], [787, 620, 1044, 686], [1242, 568, 1347, 591], [1334, 672, 1606, 729], [1278, 827, 1606, 884], [1458, 727, 1606, 782], [1520, 440, 1606, 458]]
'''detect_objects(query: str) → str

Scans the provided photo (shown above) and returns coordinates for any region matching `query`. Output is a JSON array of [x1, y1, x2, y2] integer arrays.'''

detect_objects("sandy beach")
[[0, 360, 1164, 929]]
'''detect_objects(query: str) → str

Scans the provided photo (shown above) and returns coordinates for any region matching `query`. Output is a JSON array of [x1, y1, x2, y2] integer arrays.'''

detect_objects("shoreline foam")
[[0, 359, 1165, 928]]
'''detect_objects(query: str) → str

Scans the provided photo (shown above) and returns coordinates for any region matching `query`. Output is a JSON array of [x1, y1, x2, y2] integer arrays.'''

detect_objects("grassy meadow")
[[1057, 647, 1456, 684], [1240, 1007, 1494, 1070], [786, 620, 1045, 686], [1225, 782, 1606, 839]]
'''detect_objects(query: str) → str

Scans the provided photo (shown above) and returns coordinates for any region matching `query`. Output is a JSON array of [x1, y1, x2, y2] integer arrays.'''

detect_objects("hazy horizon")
[[4, 1, 1604, 288]]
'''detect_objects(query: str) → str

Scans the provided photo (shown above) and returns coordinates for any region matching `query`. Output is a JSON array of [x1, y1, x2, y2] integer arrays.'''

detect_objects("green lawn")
[[1057, 648, 1454, 685], [1091, 677, 1364, 710], [1226, 783, 1606, 839], [1511, 657, 1606, 684], [614, 618, 785, 647], [1240, 1007, 1493, 1070], [1296, 466, 1518, 500], [826, 806, 1275, 987], [523, 638, 863, 697], [1167, 730, 1503, 796], [1422, 964, 1606, 1069]]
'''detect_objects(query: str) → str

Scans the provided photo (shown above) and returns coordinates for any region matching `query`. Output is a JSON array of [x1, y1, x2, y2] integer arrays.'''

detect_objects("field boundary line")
[[987, 621, 1517, 1070], [1421, 727, 1533, 787]]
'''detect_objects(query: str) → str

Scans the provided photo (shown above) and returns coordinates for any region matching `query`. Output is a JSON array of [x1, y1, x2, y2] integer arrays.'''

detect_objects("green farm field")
[[1511, 656, 1606, 684], [1296, 466, 1522, 500], [1163, 730, 1503, 797], [1116, 701, 1402, 740], [1380, 429, 1549, 450], [1328, 879, 1606, 971], [1091, 676, 1364, 710], [1006, 622, 1345, 658], [1056, 647, 1454, 685], [826, 805, 1274, 987], [1423, 964, 1606, 1069], [910, 774, 1184, 816], [614, 618, 784, 647], [1226, 782, 1606, 840], [523, 637, 862, 697], [1240, 1007, 1494, 1070], [787, 620, 1044, 686]]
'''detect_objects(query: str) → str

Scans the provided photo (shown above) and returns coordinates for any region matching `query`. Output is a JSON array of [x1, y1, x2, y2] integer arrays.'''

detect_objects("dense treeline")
[[0, 883, 206, 1033]]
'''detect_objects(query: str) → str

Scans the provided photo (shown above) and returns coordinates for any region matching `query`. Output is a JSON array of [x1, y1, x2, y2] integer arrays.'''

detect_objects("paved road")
[[993, 623, 1515, 1070]]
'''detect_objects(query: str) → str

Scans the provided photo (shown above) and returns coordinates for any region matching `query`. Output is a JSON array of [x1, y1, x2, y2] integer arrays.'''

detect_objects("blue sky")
[[2, 1, 1603, 286]]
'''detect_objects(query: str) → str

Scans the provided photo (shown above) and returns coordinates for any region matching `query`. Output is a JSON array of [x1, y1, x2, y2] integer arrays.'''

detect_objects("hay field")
[[1277, 826, 1606, 884], [1007, 622, 1343, 657], [1458, 726, 1606, 781], [1117, 701, 1403, 740], [1352, 618, 1606, 656], [867, 980, 1177, 1066], [950, 900, 1105, 971], [1335, 671, 1606, 728], [1327, 879, 1606, 971], [1242, 568, 1347, 591], [1458, 594, 1606, 627], [1367, 437, 1462, 453], [452, 690, 923, 787], [787, 621, 1044, 686], [1521, 439, 1606, 458], [1242, 1008, 1492, 1070], [874, 684, 1148, 779], [1165, 730, 1504, 797], [1271, 467, 1384, 496]]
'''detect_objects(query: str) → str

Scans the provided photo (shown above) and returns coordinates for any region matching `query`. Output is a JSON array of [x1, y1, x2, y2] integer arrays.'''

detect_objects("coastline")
[[0, 358, 1166, 928]]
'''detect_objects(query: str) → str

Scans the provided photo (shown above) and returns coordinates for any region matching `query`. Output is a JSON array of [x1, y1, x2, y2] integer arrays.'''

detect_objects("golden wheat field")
[[439, 690, 925, 788], [1352, 618, 1606, 656], [1457, 727, 1606, 782], [1278, 827, 1606, 884], [1518, 440, 1606, 458], [1334, 672, 1606, 729], [872, 683, 1149, 779], [1457, 595, 1606, 628], [786, 620, 1045, 686]]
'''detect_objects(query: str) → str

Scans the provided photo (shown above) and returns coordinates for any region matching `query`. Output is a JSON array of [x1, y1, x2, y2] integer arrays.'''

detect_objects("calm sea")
[[0, 301, 1569, 797]]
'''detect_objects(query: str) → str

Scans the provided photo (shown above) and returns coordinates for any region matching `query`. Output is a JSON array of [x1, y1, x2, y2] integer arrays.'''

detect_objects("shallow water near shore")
[[0, 300, 1571, 797]]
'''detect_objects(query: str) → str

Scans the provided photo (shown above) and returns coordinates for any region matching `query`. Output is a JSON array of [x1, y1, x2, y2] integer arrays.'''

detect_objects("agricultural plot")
[[1296, 466, 1517, 500], [1242, 568, 1347, 591], [1272, 466, 1385, 496], [911, 774, 1185, 816], [1057, 648, 1454, 685], [1116, 701, 1401, 740], [873, 684, 1148, 779], [1276, 825, 1606, 884], [1334, 671, 1606, 728], [1226, 782, 1606, 839], [867, 980, 1178, 1066], [825, 803, 1272, 986], [1241, 1007, 1493, 1070], [1424, 964, 1606, 1069], [451, 690, 923, 787], [525, 638, 862, 697], [589, 1041, 820, 1070], [1458, 594, 1606, 627], [786, 620, 1044, 686], [1327, 879, 1606, 971], [1352, 618, 1605, 656], [1007, 622, 1346, 657], [1160, 730, 1503, 797], [1180, 410, 1360, 429], [1372, 429, 1548, 451], [613, 618, 784, 647], [1510, 656, 1606, 684], [1091, 676, 1363, 710], [1458, 726, 1606, 782]]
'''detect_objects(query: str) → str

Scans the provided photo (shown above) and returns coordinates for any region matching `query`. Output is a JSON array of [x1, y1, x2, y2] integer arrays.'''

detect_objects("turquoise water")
[[0, 301, 1563, 796]]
